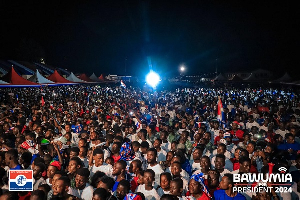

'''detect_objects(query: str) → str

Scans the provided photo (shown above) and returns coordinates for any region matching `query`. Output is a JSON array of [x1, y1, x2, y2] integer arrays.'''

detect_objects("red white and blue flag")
[[217, 98, 226, 127], [121, 80, 126, 88], [9, 170, 33, 191]]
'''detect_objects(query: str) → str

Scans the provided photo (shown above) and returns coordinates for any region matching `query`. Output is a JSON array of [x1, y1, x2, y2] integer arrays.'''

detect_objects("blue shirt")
[[214, 189, 246, 200], [11, 164, 22, 170]]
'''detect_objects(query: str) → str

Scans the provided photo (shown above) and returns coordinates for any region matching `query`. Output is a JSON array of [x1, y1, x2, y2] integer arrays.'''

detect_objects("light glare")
[[146, 71, 160, 88]]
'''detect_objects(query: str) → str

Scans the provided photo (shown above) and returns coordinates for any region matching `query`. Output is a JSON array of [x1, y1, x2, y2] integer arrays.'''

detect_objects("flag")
[[135, 121, 140, 129], [9, 170, 33, 191], [217, 98, 226, 127], [121, 80, 126, 88], [41, 96, 45, 107]]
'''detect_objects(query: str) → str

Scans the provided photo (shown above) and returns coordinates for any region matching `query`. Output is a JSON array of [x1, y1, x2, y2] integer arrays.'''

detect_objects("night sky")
[[0, 1, 298, 78]]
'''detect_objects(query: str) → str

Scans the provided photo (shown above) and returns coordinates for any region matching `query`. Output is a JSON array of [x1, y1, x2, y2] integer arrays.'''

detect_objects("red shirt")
[[112, 155, 121, 163], [230, 158, 240, 171], [186, 191, 210, 200], [130, 176, 139, 192], [19, 192, 31, 200], [230, 158, 258, 173], [214, 136, 222, 145]]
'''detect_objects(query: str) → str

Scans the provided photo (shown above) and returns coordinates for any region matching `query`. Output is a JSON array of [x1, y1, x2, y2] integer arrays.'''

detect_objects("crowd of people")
[[0, 85, 300, 200]]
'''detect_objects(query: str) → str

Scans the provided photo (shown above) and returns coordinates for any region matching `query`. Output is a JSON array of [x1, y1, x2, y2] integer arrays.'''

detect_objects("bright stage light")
[[180, 66, 185, 71], [146, 71, 160, 88]]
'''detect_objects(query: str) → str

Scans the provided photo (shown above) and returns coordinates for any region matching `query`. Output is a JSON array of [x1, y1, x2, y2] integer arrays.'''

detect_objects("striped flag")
[[121, 80, 126, 88], [217, 98, 226, 127]]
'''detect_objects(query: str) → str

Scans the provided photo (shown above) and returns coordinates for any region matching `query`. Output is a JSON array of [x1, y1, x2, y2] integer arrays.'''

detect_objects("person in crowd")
[[89, 148, 113, 177], [146, 148, 164, 184], [214, 173, 246, 200], [74, 168, 93, 200], [33, 162, 46, 190], [157, 172, 172, 197]]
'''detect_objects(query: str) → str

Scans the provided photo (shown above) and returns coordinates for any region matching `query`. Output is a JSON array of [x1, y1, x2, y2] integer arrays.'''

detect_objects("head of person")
[[47, 161, 61, 179], [153, 138, 162, 149], [98, 175, 115, 191], [166, 151, 174, 163], [286, 133, 295, 144], [20, 151, 32, 167], [216, 143, 226, 155], [137, 171, 144, 185], [189, 174, 206, 197], [112, 160, 127, 176], [75, 168, 90, 190], [143, 169, 155, 186], [160, 131, 168, 141], [239, 156, 251, 173], [69, 147, 80, 159], [240, 149, 249, 159], [116, 179, 130, 200], [274, 134, 283, 144], [112, 142, 121, 154], [90, 171, 106, 189], [255, 189, 271, 200], [203, 132, 211, 141], [30, 190, 46, 200], [78, 138, 87, 148], [200, 156, 211, 171], [105, 157, 114, 166], [0, 191, 19, 200], [147, 148, 157, 164], [93, 188, 110, 200], [138, 129, 147, 139], [37, 184, 51, 197], [171, 161, 182, 177], [140, 141, 149, 154], [160, 194, 177, 200], [93, 148, 104, 166], [129, 160, 142, 174], [234, 148, 242, 160], [219, 173, 234, 190], [170, 178, 183, 197], [207, 170, 220, 189], [5, 149, 18, 167], [132, 141, 140, 153], [246, 141, 256, 154], [214, 154, 225, 171], [79, 146, 87, 158], [68, 156, 83, 175], [264, 143, 274, 154], [160, 172, 172, 191], [192, 146, 204, 160], [51, 171, 66, 189], [43, 154, 52, 167], [52, 176, 70, 196], [33, 162, 46, 180]]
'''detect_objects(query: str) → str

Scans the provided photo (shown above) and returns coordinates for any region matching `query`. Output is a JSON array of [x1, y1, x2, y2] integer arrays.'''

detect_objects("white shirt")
[[147, 163, 164, 185], [73, 183, 93, 200], [157, 187, 171, 197], [191, 162, 201, 172], [90, 163, 113, 177], [246, 121, 260, 130], [275, 129, 289, 138], [136, 184, 160, 200], [219, 169, 231, 178]]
